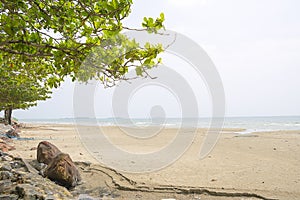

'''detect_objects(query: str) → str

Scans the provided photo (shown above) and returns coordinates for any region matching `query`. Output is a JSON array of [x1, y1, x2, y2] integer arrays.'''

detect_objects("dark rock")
[[44, 153, 81, 189], [16, 184, 45, 199], [0, 194, 18, 200], [29, 160, 47, 172], [0, 179, 12, 193], [10, 160, 26, 169], [21, 173, 73, 199], [37, 141, 61, 165], [0, 164, 12, 171], [0, 151, 9, 157], [0, 171, 13, 180], [1, 155, 13, 162], [45, 195, 56, 200], [0, 152, 74, 199]]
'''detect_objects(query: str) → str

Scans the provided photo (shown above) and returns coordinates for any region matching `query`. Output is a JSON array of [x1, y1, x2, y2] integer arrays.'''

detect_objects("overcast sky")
[[13, 0, 300, 119]]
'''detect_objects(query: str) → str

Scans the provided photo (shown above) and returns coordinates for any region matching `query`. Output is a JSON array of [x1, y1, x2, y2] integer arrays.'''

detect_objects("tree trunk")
[[4, 107, 13, 125]]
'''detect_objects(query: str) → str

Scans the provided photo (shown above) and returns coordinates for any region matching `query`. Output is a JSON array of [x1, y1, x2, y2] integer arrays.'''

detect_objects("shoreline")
[[9, 123, 300, 199], [17, 121, 300, 136], [17, 116, 300, 135]]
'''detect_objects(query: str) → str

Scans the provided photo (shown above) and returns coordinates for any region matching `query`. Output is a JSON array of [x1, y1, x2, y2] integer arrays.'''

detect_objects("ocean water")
[[19, 116, 300, 133]]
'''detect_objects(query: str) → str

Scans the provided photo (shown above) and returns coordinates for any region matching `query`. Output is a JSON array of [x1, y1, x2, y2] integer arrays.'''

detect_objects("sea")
[[18, 116, 300, 134]]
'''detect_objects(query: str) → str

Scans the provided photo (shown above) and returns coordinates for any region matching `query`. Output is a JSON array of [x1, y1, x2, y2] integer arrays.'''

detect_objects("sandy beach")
[[11, 123, 300, 200]]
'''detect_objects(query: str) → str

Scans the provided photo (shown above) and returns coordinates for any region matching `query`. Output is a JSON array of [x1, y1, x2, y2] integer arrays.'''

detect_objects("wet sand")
[[12, 124, 300, 199]]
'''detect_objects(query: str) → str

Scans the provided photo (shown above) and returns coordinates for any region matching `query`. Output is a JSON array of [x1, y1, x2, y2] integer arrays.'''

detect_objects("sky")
[[12, 0, 300, 119]]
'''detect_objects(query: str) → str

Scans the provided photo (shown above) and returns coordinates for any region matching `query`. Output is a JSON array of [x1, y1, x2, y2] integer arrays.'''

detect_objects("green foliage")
[[142, 13, 165, 33], [0, 0, 165, 87], [0, 0, 165, 113], [0, 66, 51, 111], [79, 33, 163, 86]]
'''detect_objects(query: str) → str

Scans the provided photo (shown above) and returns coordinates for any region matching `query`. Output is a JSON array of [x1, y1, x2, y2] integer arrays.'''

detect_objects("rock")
[[1, 155, 13, 162], [36, 141, 82, 189], [10, 160, 26, 169], [0, 144, 9, 152], [78, 194, 100, 200], [0, 171, 13, 180], [0, 194, 18, 200], [37, 141, 61, 164], [29, 160, 47, 172], [0, 124, 13, 134], [0, 137, 13, 143], [44, 153, 81, 189], [5, 129, 19, 138], [0, 179, 12, 193], [0, 152, 74, 199], [0, 132, 15, 152], [0, 143, 14, 152], [20, 172, 73, 199], [16, 184, 45, 199], [0, 142, 15, 152], [0, 164, 12, 171], [0, 151, 9, 156]]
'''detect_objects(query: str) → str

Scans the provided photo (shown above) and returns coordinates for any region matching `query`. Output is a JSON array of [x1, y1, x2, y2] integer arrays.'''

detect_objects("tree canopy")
[[0, 0, 165, 123], [0, 0, 165, 87], [0, 67, 50, 111]]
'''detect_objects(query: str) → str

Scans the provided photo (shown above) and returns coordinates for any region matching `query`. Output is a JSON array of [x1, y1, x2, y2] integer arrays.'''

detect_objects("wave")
[[18, 116, 300, 132]]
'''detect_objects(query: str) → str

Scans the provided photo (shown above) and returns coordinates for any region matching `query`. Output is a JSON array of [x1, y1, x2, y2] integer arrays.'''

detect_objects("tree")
[[0, 66, 51, 124], [0, 0, 165, 86], [0, 0, 165, 123]]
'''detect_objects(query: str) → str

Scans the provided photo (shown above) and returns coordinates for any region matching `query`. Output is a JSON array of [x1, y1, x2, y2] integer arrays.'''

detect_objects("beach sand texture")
[[12, 124, 300, 199]]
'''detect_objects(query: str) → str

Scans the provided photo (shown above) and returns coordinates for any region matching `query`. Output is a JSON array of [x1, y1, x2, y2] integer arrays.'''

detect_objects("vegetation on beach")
[[0, 66, 51, 124], [0, 0, 165, 124]]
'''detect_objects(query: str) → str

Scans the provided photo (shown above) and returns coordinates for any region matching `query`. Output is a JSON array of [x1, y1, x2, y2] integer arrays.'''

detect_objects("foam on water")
[[19, 116, 300, 134]]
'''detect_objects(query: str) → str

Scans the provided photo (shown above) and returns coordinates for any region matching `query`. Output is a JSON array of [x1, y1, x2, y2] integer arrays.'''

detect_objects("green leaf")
[[0, 0, 165, 111], [135, 67, 143, 76], [160, 13, 165, 21]]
